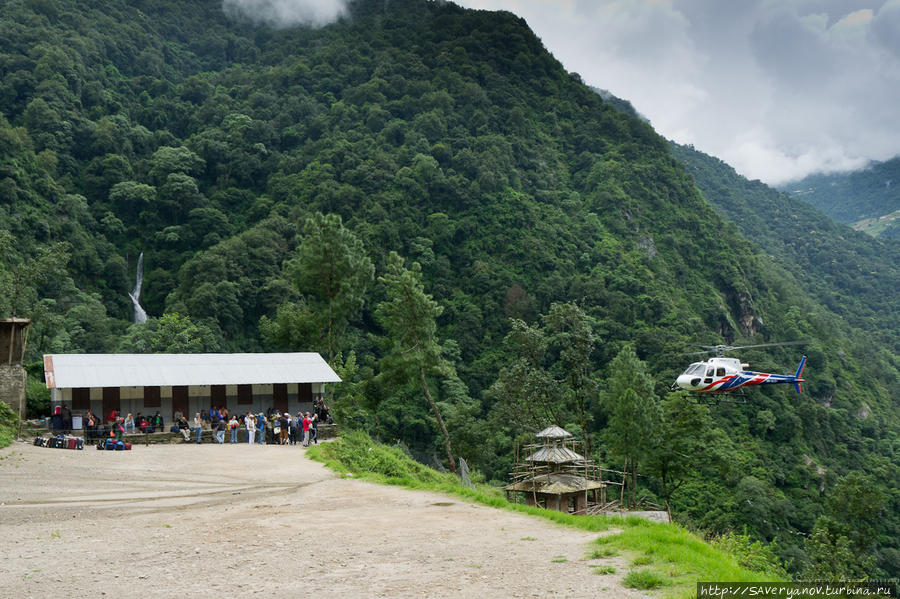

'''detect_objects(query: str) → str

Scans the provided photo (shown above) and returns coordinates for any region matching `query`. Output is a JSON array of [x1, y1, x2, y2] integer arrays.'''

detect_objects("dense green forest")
[[781, 156, 900, 239], [1, 0, 898, 578]]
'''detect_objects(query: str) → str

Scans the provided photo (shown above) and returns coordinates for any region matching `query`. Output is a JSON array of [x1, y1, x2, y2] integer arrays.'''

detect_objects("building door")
[[172, 386, 189, 420], [102, 387, 120, 420], [273, 383, 288, 414]]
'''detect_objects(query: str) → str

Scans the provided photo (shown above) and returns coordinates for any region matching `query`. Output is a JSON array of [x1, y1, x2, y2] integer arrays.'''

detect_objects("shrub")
[[0, 401, 18, 448]]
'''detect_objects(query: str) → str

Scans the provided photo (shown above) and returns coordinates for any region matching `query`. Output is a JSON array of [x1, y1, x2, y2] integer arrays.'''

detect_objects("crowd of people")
[[76, 409, 167, 442], [56, 399, 333, 446]]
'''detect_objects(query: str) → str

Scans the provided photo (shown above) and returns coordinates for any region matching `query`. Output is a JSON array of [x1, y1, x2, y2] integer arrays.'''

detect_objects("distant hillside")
[[781, 157, 900, 239], [671, 143, 900, 352]]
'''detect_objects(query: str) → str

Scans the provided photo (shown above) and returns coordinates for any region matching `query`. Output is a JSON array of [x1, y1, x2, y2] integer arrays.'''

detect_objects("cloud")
[[455, 1, 900, 185], [222, 0, 347, 28]]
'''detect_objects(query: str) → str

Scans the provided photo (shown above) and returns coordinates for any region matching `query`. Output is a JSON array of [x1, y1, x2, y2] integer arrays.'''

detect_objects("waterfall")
[[128, 252, 148, 324]]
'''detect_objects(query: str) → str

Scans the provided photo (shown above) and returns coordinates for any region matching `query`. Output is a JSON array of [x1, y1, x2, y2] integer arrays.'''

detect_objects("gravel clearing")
[[0, 440, 646, 598]]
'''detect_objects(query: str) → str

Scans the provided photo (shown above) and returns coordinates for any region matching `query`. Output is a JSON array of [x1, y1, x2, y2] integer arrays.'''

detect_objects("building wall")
[[53, 382, 328, 426]]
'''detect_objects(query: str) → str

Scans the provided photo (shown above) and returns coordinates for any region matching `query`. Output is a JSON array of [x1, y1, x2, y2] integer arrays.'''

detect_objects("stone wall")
[[0, 364, 25, 418]]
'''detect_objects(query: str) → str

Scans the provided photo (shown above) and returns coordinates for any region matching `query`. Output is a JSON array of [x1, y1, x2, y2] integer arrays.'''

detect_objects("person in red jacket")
[[301, 412, 312, 447]]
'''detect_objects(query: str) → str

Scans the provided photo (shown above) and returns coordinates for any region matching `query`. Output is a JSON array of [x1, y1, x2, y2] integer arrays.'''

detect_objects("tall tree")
[[376, 252, 456, 473], [543, 301, 598, 456], [489, 318, 560, 430], [644, 396, 718, 519], [0, 231, 70, 318], [283, 213, 374, 365], [804, 471, 884, 580], [118, 313, 222, 353], [602, 344, 661, 508]]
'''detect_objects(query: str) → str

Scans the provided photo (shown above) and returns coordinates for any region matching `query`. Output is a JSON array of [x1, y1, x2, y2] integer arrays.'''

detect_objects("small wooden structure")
[[504, 426, 605, 513]]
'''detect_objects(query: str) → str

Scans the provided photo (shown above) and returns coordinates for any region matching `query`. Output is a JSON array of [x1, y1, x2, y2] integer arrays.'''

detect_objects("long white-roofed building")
[[43, 353, 340, 422]]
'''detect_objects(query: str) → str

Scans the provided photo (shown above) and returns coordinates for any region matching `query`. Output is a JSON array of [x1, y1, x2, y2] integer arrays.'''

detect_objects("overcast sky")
[[224, 0, 900, 186], [454, 0, 900, 185]]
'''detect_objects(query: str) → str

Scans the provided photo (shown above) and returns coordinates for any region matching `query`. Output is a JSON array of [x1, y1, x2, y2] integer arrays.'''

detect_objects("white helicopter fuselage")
[[673, 355, 806, 394]]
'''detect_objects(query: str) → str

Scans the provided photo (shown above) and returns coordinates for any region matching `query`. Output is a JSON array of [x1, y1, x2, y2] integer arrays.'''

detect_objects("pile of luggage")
[[96, 436, 132, 451], [34, 435, 84, 450]]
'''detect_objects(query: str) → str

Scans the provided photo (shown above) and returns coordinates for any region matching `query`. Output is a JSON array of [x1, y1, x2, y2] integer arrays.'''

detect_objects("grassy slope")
[[0, 402, 18, 448], [308, 432, 786, 597]]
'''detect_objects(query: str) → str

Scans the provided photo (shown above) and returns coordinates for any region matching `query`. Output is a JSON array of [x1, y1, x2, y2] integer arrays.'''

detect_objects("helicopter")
[[670, 342, 806, 396]]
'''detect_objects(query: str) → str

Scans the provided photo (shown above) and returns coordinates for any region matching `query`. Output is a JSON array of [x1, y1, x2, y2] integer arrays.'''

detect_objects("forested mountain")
[[1, 0, 897, 577], [782, 157, 900, 239]]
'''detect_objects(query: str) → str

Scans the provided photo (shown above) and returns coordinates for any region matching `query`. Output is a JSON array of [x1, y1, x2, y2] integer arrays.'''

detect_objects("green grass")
[[623, 569, 666, 590], [591, 518, 786, 598], [308, 431, 788, 598], [0, 402, 18, 449]]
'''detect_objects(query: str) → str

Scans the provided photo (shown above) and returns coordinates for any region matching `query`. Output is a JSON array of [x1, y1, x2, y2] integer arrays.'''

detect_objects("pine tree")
[[376, 252, 456, 473]]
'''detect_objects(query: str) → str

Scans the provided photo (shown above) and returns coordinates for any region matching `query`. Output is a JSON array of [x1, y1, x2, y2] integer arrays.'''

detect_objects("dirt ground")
[[0, 439, 648, 598]]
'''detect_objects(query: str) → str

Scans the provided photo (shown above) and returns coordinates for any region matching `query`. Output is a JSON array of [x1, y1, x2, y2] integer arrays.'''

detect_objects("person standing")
[[310, 412, 319, 445], [302, 412, 312, 447], [278, 413, 289, 445], [245, 413, 256, 445], [192, 412, 203, 444], [215, 418, 226, 444], [61, 404, 72, 433], [124, 413, 135, 434], [288, 413, 297, 445], [257, 413, 266, 446], [229, 415, 239, 443]]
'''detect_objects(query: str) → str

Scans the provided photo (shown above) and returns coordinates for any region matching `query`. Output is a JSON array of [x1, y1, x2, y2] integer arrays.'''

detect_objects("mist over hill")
[[781, 156, 900, 239], [1, 0, 897, 577]]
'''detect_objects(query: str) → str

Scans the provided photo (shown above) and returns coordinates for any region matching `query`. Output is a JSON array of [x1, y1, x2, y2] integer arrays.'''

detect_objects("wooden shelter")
[[504, 426, 605, 513], [0, 318, 30, 423]]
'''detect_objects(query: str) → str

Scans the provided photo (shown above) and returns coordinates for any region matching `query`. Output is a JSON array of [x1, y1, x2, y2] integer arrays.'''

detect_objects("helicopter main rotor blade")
[[682, 340, 808, 357], [723, 340, 808, 351]]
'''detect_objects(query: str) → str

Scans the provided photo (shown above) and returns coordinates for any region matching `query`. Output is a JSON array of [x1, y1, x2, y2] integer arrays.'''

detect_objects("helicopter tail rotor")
[[793, 355, 807, 394]]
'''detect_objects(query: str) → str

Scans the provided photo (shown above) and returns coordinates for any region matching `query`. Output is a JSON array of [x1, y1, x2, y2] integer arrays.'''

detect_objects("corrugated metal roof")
[[44, 353, 341, 389]]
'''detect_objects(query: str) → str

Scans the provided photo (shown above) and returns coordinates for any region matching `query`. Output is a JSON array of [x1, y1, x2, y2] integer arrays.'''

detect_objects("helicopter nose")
[[676, 374, 698, 390]]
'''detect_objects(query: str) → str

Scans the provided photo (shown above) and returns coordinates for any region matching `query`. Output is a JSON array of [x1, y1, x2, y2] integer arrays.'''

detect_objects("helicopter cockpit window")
[[683, 363, 705, 376], [705, 367, 714, 377], [716, 367, 726, 377]]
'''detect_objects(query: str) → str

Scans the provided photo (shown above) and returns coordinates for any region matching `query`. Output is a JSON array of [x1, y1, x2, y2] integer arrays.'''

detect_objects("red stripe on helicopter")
[[735, 373, 770, 388], [701, 376, 736, 392]]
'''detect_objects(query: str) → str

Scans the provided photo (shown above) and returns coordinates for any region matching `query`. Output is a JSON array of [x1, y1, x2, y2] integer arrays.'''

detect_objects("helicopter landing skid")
[[693, 391, 748, 405], [668, 387, 748, 405]]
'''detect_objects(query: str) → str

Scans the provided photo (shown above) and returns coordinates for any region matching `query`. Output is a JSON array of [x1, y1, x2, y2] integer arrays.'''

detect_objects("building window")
[[144, 386, 161, 408], [237, 384, 252, 405]]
